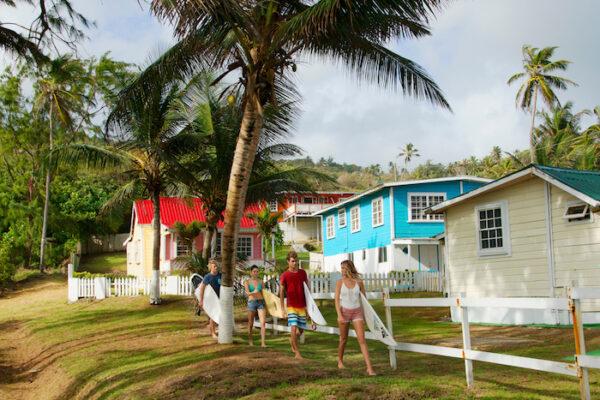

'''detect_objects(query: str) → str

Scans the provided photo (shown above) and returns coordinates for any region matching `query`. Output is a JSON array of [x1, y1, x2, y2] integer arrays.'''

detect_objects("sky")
[[2, 0, 599, 168]]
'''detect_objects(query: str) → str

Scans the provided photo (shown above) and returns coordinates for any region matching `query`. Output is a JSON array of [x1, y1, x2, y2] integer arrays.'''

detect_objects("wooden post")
[[569, 289, 591, 400], [272, 317, 278, 336], [459, 293, 474, 388], [384, 288, 397, 370]]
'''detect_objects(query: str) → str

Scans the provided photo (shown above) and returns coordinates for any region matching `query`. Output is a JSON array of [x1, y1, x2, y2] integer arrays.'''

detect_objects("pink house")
[[125, 197, 264, 278]]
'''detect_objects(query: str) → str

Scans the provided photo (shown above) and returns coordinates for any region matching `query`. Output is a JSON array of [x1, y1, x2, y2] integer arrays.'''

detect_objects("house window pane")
[[372, 197, 383, 227], [326, 215, 335, 239], [177, 238, 191, 256], [215, 232, 222, 256], [409, 193, 446, 221], [269, 200, 278, 212], [237, 237, 252, 257], [378, 246, 387, 263], [350, 206, 360, 232], [477, 205, 507, 253], [338, 209, 347, 228]]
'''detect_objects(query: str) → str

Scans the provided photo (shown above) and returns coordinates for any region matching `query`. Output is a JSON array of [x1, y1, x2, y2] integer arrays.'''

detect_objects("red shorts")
[[340, 307, 364, 323]]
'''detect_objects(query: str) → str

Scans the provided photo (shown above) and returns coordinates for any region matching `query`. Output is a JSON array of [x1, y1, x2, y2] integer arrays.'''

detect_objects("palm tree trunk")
[[219, 79, 264, 344], [150, 190, 162, 304], [529, 86, 539, 164], [39, 108, 53, 271], [202, 213, 218, 261]]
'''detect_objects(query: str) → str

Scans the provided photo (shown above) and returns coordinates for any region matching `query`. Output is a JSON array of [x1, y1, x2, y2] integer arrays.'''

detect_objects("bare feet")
[[294, 351, 304, 360], [367, 370, 377, 376], [211, 333, 218, 340], [248, 340, 254, 346], [261, 343, 267, 348], [337, 360, 345, 369]]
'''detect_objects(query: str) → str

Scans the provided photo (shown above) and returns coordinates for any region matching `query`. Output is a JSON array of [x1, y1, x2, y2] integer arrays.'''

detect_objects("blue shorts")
[[248, 299, 266, 312]]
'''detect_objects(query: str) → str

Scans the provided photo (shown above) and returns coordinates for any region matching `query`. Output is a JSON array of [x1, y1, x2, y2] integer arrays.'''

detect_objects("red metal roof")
[[134, 197, 261, 229]]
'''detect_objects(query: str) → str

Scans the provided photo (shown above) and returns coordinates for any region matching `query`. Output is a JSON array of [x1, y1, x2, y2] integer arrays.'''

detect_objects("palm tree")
[[173, 75, 324, 261], [398, 143, 420, 176], [507, 45, 576, 163], [148, 0, 450, 343], [247, 207, 282, 264], [55, 72, 195, 304], [33, 55, 86, 270]]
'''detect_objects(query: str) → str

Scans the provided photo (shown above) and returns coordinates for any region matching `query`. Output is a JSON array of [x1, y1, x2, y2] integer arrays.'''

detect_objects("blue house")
[[313, 177, 490, 273]]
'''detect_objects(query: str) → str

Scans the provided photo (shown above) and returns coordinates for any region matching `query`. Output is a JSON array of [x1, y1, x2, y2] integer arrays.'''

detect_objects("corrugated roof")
[[134, 197, 261, 229], [536, 165, 600, 202]]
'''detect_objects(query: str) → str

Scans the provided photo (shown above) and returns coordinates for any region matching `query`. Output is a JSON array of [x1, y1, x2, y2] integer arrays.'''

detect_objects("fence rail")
[[67, 266, 441, 301]]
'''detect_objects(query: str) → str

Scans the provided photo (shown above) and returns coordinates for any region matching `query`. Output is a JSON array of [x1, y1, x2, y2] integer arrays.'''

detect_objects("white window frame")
[[371, 196, 384, 227], [408, 192, 446, 222], [237, 236, 253, 258], [475, 200, 511, 257], [268, 199, 278, 212], [563, 201, 593, 223], [338, 208, 347, 228], [326, 215, 336, 239], [350, 206, 361, 233]]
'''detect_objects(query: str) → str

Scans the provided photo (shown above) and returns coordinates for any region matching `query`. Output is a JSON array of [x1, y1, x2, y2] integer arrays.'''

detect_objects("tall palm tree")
[[533, 102, 583, 167], [55, 73, 195, 304], [398, 143, 420, 176], [34, 55, 86, 270], [507, 45, 576, 163], [174, 75, 325, 261], [148, 0, 450, 343], [247, 207, 282, 264]]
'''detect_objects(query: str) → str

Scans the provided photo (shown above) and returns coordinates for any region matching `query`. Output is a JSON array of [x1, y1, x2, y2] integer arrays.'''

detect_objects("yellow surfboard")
[[262, 289, 286, 318]]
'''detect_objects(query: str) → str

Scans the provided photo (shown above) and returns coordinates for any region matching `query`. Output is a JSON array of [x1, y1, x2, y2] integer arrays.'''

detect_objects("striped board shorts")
[[287, 306, 307, 327]]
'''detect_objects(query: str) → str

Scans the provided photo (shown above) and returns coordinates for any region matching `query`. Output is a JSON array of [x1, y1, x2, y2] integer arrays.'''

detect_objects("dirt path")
[[0, 277, 74, 400]]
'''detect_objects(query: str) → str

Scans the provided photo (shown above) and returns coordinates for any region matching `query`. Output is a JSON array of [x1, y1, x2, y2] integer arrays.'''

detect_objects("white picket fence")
[[68, 265, 441, 302]]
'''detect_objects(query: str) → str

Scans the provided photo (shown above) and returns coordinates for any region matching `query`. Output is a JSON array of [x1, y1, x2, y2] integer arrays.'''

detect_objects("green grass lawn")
[[274, 245, 309, 271], [79, 252, 127, 275], [1, 276, 599, 400]]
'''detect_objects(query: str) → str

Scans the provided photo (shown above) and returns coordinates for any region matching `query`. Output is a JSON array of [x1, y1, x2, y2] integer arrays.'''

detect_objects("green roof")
[[535, 165, 600, 202]]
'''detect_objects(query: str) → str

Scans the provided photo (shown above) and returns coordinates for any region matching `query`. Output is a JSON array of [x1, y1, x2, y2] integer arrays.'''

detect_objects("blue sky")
[[3, 0, 599, 168]]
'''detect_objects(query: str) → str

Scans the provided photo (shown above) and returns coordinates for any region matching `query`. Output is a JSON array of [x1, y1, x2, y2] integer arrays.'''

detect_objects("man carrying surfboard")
[[279, 251, 314, 359], [199, 259, 222, 339]]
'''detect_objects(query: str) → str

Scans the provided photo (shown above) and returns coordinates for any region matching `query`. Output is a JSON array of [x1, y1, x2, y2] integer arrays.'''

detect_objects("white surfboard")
[[202, 284, 221, 323], [360, 292, 397, 347], [303, 282, 327, 326], [262, 289, 286, 318]]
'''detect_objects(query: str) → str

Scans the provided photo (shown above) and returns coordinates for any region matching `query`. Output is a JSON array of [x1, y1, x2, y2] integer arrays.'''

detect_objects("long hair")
[[341, 260, 360, 280]]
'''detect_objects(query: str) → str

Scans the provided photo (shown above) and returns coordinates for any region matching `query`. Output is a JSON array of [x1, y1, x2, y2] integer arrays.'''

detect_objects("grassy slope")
[[1, 276, 599, 400], [79, 252, 127, 274]]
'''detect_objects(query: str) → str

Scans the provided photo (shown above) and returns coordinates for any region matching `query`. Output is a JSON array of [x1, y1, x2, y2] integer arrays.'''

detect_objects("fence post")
[[459, 293, 474, 388], [383, 288, 397, 370], [67, 263, 79, 303], [272, 317, 278, 335], [94, 277, 107, 300], [569, 288, 591, 400]]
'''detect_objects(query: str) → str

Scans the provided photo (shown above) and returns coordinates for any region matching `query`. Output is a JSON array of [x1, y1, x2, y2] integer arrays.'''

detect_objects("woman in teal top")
[[244, 265, 267, 347]]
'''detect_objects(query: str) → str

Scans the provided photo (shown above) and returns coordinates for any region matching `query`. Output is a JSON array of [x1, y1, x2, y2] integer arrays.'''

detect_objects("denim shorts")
[[248, 299, 266, 312]]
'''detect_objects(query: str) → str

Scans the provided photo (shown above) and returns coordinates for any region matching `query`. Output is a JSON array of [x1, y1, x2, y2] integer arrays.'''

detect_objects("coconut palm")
[[507, 45, 576, 163], [398, 143, 420, 172], [54, 72, 196, 304], [147, 0, 450, 343], [173, 76, 323, 260], [33, 55, 87, 270], [533, 102, 583, 167]]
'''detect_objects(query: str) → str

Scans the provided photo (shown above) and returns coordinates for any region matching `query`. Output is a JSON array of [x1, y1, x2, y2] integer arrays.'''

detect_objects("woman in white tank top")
[[334, 260, 375, 376]]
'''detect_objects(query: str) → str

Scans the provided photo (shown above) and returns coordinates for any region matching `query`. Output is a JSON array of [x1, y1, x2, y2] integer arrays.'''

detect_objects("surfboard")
[[202, 284, 221, 323], [303, 282, 327, 326], [360, 292, 397, 347], [262, 289, 286, 318]]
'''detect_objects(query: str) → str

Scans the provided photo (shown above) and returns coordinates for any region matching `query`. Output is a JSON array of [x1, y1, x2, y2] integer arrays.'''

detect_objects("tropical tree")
[[148, 0, 450, 343], [172, 220, 205, 255], [55, 73, 194, 304], [33, 55, 87, 270], [398, 143, 420, 177], [1, 0, 90, 63], [173, 75, 324, 261], [507, 45, 576, 163], [247, 207, 282, 264]]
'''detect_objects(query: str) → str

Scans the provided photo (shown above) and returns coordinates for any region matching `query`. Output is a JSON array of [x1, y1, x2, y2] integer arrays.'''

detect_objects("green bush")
[[0, 227, 25, 290], [72, 271, 134, 279]]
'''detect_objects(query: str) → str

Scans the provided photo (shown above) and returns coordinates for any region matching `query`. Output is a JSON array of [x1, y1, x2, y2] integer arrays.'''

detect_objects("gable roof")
[[134, 197, 261, 229], [430, 165, 600, 213], [312, 176, 491, 216]]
